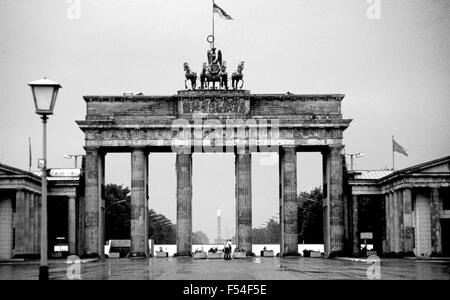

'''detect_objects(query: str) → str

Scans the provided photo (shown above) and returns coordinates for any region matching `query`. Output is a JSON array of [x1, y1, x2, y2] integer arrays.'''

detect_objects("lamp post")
[[28, 77, 62, 280], [345, 153, 365, 171], [64, 154, 84, 168]]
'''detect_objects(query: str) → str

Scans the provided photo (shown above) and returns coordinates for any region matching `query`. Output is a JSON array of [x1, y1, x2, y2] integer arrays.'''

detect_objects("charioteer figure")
[[183, 1, 243, 91]]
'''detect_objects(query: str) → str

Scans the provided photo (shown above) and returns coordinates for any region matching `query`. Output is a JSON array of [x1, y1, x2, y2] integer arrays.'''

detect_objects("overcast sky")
[[1, 0, 449, 241]]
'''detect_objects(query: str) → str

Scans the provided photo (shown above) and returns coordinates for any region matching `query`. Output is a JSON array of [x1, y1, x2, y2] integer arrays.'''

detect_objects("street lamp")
[[29, 77, 62, 280], [64, 154, 84, 168], [345, 152, 365, 171]]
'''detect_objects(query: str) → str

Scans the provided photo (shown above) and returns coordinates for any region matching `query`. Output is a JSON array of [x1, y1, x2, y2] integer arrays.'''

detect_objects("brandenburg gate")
[[76, 89, 351, 258]]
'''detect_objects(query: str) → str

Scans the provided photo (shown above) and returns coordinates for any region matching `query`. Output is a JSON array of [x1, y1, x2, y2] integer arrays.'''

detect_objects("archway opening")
[[192, 153, 235, 251], [148, 153, 176, 255], [297, 152, 324, 254], [251, 153, 279, 255]]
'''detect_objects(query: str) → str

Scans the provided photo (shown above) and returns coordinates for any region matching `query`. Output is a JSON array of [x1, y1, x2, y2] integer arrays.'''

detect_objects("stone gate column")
[[329, 145, 345, 255], [280, 146, 298, 256], [84, 147, 101, 257], [68, 196, 77, 255], [322, 151, 331, 256], [176, 153, 193, 256], [131, 148, 148, 257], [430, 188, 442, 255], [235, 151, 252, 255], [403, 188, 414, 253], [99, 153, 106, 257], [352, 195, 359, 256]]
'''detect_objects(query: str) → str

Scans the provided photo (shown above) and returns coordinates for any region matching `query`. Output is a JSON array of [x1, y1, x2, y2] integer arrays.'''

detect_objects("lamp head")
[[28, 77, 62, 115]]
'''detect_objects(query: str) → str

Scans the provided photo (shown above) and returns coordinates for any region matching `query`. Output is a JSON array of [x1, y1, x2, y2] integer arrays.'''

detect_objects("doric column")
[[144, 151, 149, 256], [388, 192, 395, 252], [35, 195, 41, 256], [130, 148, 148, 257], [14, 190, 26, 256], [83, 147, 101, 257], [329, 145, 345, 255], [99, 153, 106, 257], [29, 193, 37, 255], [176, 153, 193, 256], [29, 192, 38, 255], [322, 151, 331, 256], [280, 146, 298, 256], [392, 191, 399, 253], [352, 195, 359, 256], [235, 151, 252, 255], [391, 190, 405, 253], [397, 190, 405, 252], [403, 188, 414, 253], [24, 191, 31, 254], [68, 196, 77, 255], [430, 188, 442, 255]]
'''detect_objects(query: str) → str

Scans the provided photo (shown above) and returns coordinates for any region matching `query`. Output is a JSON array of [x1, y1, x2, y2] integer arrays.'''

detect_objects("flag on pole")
[[393, 138, 408, 156], [213, 2, 233, 20]]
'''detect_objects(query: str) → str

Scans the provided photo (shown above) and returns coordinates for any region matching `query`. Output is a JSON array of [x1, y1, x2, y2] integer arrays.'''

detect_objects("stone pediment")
[[401, 156, 450, 175], [0, 164, 31, 177]]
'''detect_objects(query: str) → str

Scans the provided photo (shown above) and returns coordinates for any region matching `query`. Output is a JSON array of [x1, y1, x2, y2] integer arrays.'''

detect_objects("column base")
[[129, 252, 147, 259], [80, 253, 101, 259], [328, 251, 345, 258], [282, 252, 300, 257], [174, 252, 192, 257]]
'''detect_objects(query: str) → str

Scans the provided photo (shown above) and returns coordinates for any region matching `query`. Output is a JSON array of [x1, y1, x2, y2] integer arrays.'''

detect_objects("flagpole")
[[392, 135, 395, 171], [212, 0, 215, 49], [29, 137, 32, 172]]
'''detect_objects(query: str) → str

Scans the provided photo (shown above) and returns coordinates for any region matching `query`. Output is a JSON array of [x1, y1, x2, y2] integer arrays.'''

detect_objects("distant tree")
[[104, 184, 176, 244], [298, 187, 323, 244], [192, 231, 210, 244], [252, 219, 280, 244], [105, 184, 131, 240], [148, 209, 176, 244]]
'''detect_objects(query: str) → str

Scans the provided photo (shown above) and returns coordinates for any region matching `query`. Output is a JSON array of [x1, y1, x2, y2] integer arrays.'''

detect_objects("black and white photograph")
[[0, 0, 449, 288]]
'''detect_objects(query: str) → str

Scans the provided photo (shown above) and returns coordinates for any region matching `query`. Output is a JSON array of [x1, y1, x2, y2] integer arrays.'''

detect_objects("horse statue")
[[232, 61, 245, 89], [183, 62, 197, 90], [200, 48, 228, 90]]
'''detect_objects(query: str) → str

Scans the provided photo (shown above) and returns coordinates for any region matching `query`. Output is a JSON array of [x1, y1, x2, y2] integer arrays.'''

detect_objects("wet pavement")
[[1, 257, 449, 280]]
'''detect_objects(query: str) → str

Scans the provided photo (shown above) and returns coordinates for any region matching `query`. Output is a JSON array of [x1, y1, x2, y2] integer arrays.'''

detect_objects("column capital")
[[84, 146, 100, 152], [84, 146, 107, 156], [329, 144, 345, 152], [236, 148, 252, 155], [281, 145, 296, 150]]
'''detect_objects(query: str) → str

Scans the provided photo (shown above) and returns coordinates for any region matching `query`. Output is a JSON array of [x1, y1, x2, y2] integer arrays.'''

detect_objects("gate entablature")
[[77, 90, 351, 150]]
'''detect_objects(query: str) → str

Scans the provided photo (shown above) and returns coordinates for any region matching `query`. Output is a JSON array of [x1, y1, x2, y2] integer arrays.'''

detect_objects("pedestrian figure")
[[225, 239, 232, 260], [223, 240, 229, 260]]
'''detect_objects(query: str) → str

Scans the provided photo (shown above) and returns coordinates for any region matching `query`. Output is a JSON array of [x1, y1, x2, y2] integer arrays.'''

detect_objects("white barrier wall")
[[152, 244, 325, 257]]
